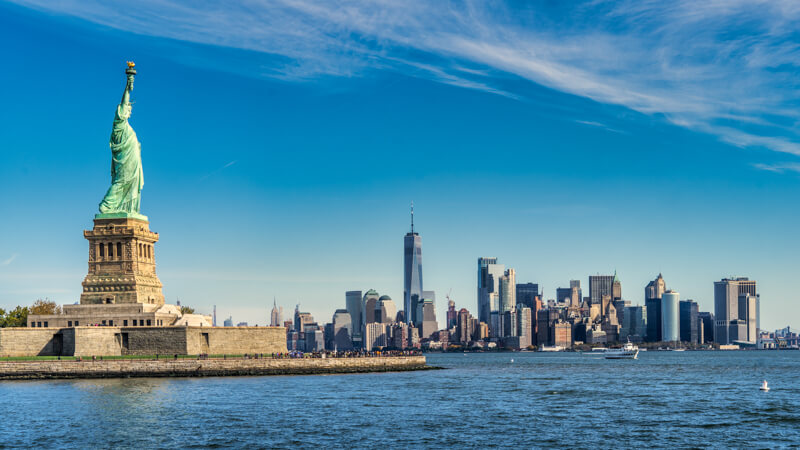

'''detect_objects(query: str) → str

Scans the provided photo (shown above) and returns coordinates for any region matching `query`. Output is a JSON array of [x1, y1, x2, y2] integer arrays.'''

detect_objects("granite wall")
[[0, 356, 429, 379], [0, 326, 287, 357], [0, 328, 63, 357]]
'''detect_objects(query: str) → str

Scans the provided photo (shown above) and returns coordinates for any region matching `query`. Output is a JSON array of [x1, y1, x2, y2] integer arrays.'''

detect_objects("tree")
[[30, 298, 62, 315], [0, 306, 29, 327], [180, 306, 195, 315]]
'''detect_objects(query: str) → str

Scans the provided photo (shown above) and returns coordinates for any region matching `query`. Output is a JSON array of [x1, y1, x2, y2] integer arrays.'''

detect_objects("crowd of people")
[[250, 349, 422, 359]]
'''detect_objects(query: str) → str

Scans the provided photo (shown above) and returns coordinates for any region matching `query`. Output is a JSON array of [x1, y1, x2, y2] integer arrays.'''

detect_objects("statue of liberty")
[[98, 62, 145, 218]]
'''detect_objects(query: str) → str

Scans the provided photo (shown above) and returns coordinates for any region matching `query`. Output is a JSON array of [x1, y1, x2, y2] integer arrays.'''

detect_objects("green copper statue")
[[98, 62, 145, 219]]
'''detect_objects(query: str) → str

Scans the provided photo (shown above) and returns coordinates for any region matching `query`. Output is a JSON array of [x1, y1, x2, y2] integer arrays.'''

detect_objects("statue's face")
[[121, 103, 132, 119]]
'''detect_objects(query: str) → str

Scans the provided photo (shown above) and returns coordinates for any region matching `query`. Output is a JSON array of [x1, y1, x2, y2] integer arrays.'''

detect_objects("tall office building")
[[570, 280, 582, 302], [623, 305, 647, 341], [478, 257, 505, 336], [645, 273, 667, 299], [739, 293, 758, 343], [517, 305, 533, 349], [488, 293, 500, 336], [499, 269, 516, 335], [589, 274, 615, 305], [645, 274, 666, 342], [698, 312, 714, 343], [270, 298, 283, 327], [515, 285, 542, 340], [446, 298, 457, 329], [364, 322, 388, 350], [378, 295, 397, 324], [363, 289, 380, 325], [612, 272, 622, 301], [714, 277, 758, 345], [332, 309, 354, 350], [391, 322, 409, 349], [661, 290, 680, 342], [294, 306, 314, 333], [516, 283, 539, 309], [456, 308, 474, 344], [556, 287, 571, 305], [555, 284, 580, 307], [536, 308, 559, 346], [502, 309, 517, 338], [323, 323, 335, 351], [613, 299, 630, 336], [404, 204, 423, 325], [417, 298, 438, 340], [422, 291, 436, 328], [346, 290, 363, 346], [679, 300, 699, 344]]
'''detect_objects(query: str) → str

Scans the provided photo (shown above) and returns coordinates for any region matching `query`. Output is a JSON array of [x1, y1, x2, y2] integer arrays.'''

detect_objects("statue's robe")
[[99, 101, 143, 214]]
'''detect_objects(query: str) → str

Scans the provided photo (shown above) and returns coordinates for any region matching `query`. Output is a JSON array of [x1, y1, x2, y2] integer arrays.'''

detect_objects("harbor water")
[[1, 351, 798, 448]]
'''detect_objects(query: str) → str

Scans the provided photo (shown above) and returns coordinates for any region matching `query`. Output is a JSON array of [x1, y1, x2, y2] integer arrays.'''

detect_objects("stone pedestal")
[[80, 216, 165, 306]]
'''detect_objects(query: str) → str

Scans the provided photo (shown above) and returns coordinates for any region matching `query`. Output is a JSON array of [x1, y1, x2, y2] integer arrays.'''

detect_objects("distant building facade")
[[645, 274, 666, 342], [661, 290, 680, 342], [345, 290, 363, 346], [332, 309, 354, 350], [478, 257, 505, 337], [679, 300, 699, 344], [589, 274, 616, 305], [714, 277, 758, 345]]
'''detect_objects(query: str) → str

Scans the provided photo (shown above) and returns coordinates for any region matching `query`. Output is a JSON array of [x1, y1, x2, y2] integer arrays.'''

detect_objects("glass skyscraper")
[[645, 274, 666, 342], [661, 290, 680, 342], [477, 257, 505, 336], [345, 290, 363, 345], [404, 206, 423, 325]]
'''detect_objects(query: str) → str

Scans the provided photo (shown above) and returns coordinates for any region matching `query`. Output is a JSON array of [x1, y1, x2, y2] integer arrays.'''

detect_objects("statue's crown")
[[126, 61, 135, 68]]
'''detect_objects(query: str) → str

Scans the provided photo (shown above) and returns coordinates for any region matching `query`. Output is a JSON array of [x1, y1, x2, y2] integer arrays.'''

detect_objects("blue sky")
[[2, 1, 800, 330]]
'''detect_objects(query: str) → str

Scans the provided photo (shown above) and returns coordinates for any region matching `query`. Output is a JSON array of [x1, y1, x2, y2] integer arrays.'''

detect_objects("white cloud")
[[2, 254, 17, 266], [11, 0, 800, 157], [753, 163, 800, 174]]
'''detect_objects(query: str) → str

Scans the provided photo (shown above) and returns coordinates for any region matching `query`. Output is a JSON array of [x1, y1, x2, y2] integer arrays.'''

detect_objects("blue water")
[[1, 351, 798, 448]]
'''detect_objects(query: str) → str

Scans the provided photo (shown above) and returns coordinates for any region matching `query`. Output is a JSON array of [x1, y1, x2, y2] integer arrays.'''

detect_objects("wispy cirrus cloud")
[[753, 163, 800, 174], [199, 160, 237, 181], [574, 120, 626, 135], [11, 0, 800, 158], [2, 254, 18, 266]]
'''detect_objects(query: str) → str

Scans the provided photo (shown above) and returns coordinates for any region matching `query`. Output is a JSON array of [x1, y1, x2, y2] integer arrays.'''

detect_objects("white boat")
[[540, 345, 564, 352], [760, 380, 770, 392], [605, 341, 639, 360]]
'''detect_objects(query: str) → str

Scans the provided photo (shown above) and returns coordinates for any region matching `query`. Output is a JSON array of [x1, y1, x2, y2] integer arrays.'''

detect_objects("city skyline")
[[2, 2, 800, 331]]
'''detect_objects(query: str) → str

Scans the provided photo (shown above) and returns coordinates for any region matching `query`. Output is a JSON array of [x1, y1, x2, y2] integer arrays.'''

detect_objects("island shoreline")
[[0, 356, 436, 380]]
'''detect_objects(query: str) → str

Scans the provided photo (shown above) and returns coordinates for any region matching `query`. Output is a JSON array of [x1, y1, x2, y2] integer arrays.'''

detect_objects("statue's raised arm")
[[97, 62, 145, 219], [120, 61, 134, 105]]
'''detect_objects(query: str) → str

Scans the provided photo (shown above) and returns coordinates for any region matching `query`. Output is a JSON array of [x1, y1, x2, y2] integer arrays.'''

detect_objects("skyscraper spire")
[[404, 201, 423, 325], [410, 201, 415, 233]]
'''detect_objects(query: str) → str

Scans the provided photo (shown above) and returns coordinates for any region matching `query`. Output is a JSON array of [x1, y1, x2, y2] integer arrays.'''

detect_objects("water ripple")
[[0, 352, 797, 447]]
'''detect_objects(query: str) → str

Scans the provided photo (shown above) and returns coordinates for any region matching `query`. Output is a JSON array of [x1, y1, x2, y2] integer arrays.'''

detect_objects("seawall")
[[0, 356, 430, 380]]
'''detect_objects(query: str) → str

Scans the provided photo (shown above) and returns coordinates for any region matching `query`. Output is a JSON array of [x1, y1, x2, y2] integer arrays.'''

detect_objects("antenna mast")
[[411, 201, 415, 233]]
